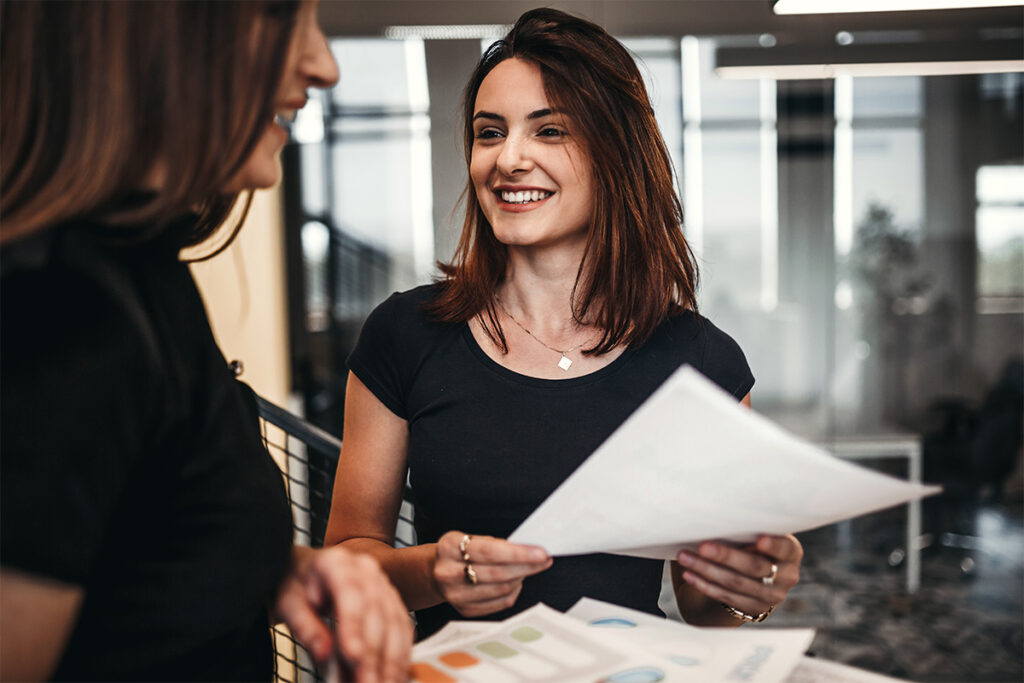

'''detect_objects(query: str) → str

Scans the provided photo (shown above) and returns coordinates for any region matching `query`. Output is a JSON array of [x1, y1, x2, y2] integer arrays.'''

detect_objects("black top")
[[348, 284, 754, 638], [1, 217, 293, 681]]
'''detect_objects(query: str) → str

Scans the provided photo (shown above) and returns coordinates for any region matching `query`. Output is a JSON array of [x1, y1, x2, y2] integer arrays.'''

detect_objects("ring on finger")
[[459, 534, 472, 562], [464, 563, 478, 585], [762, 563, 779, 586]]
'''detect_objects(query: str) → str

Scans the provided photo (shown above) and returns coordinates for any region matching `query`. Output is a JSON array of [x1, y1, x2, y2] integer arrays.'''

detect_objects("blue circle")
[[603, 666, 666, 682], [588, 617, 638, 628]]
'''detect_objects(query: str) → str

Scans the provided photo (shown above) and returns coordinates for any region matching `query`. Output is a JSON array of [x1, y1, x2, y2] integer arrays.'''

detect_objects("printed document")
[[509, 365, 941, 559]]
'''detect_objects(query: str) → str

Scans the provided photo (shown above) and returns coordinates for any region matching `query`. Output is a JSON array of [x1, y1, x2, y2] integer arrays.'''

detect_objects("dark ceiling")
[[318, 0, 1024, 46]]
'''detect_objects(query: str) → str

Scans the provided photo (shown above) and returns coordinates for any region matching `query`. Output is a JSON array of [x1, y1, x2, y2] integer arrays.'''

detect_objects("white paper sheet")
[[410, 603, 696, 682], [785, 656, 907, 682], [509, 365, 941, 560], [566, 597, 815, 683]]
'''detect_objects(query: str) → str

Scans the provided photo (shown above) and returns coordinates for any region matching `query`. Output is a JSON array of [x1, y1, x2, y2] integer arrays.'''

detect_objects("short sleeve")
[[0, 263, 160, 584], [699, 320, 755, 401], [346, 293, 412, 420]]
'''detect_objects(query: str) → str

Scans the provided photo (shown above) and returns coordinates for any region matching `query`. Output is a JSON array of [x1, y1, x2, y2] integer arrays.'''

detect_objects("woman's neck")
[[497, 246, 591, 335]]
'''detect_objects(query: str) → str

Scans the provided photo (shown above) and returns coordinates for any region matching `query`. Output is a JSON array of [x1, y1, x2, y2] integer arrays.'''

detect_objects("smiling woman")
[[325, 7, 804, 642], [469, 59, 595, 252]]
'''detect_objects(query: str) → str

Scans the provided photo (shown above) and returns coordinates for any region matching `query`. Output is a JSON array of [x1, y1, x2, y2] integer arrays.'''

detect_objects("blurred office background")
[[192, 1, 1023, 680]]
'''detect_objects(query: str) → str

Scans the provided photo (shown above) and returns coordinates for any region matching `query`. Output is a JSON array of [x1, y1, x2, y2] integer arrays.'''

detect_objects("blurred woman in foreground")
[[0, 2, 411, 680]]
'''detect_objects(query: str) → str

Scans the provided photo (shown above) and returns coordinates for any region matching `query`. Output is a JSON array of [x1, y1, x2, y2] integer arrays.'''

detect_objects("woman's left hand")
[[676, 534, 802, 623]]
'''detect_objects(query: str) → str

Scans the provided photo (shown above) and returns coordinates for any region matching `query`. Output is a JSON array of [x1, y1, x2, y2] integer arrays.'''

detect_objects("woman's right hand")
[[433, 532, 552, 617]]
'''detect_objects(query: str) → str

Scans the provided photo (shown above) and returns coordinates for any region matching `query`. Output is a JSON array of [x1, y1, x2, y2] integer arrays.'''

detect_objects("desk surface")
[[816, 434, 922, 457]]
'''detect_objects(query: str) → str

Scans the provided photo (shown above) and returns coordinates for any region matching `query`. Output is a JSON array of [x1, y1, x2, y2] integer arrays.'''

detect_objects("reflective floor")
[[770, 500, 1024, 682]]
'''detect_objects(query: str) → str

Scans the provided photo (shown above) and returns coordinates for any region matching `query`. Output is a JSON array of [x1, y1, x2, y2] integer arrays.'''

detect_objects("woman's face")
[[470, 58, 594, 251], [227, 1, 339, 192]]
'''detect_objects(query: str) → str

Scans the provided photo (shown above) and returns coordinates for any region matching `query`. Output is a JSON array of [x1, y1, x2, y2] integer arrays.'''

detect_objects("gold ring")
[[464, 563, 478, 585], [762, 563, 778, 586], [721, 602, 775, 623], [459, 534, 472, 562]]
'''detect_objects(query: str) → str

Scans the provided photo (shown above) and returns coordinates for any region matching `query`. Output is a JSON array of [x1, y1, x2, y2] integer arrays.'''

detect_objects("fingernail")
[[531, 549, 547, 562], [677, 551, 693, 566]]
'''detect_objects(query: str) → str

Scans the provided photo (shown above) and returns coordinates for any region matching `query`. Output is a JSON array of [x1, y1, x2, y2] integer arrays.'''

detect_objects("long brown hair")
[[429, 7, 699, 355], [0, 0, 299, 254]]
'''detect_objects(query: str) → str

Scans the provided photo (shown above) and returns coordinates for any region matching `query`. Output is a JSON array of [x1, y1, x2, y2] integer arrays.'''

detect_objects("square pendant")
[[558, 355, 573, 371]]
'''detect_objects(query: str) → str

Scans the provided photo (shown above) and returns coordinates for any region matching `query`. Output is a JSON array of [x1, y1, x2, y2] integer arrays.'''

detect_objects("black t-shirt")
[[348, 284, 754, 638], [1, 218, 293, 681]]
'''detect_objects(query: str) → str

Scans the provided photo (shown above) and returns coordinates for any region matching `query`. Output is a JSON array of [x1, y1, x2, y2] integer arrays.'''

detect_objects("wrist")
[[676, 588, 743, 627], [719, 601, 775, 624]]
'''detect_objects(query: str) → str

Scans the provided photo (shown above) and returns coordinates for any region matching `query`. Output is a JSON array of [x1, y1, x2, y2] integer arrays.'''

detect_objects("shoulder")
[[654, 310, 754, 399], [373, 282, 443, 318], [361, 283, 450, 339], [348, 283, 452, 419], [2, 229, 165, 417], [657, 309, 742, 349]]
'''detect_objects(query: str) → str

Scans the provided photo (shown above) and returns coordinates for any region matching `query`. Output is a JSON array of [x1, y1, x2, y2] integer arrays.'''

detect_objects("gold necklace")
[[494, 298, 590, 371]]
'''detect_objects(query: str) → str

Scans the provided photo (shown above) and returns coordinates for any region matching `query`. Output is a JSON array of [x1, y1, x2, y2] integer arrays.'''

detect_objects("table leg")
[[907, 443, 923, 594]]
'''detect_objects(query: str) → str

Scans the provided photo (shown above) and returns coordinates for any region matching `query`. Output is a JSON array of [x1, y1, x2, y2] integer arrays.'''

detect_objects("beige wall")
[[187, 188, 291, 409]]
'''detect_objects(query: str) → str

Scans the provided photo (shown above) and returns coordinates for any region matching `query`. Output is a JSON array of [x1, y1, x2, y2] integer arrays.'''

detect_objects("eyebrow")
[[472, 108, 560, 123]]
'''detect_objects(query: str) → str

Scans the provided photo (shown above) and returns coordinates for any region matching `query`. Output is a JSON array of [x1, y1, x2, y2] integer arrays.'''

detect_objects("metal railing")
[[256, 394, 414, 683]]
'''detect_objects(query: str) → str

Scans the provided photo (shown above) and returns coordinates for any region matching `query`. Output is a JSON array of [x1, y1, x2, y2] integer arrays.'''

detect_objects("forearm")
[[1, 568, 84, 680], [336, 538, 443, 611]]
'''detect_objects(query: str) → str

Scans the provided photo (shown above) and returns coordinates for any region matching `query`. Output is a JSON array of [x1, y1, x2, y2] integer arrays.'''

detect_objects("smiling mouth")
[[498, 190, 554, 205]]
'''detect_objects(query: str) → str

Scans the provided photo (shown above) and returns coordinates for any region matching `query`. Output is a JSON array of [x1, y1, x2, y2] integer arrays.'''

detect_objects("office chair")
[[916, 358, 1023, 576]]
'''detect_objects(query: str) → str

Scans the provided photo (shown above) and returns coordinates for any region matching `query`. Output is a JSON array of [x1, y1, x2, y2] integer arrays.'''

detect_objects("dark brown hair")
[[429, 7, 699, 355], [0, 0, 299, 254]]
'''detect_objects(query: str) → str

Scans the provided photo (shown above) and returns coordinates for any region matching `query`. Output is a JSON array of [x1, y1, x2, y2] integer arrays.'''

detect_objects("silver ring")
[[464, 563, 478, 585], [762, 563, 778, 586], [459, 534, 472, 562]]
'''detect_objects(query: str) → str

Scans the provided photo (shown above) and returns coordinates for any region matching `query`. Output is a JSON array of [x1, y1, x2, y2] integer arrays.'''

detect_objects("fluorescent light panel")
[[775, 0, 1023, 13], [717, 59, 1023, 79], [716, 38, 1023, 79], [383, 24, 509, 40]]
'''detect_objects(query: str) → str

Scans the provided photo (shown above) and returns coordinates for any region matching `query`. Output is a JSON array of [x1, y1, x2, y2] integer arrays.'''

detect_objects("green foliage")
[[850, 202, 931, 311]]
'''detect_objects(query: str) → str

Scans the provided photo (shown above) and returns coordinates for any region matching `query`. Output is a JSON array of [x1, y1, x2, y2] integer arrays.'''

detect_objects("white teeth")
[[500, 190, 553, 204]]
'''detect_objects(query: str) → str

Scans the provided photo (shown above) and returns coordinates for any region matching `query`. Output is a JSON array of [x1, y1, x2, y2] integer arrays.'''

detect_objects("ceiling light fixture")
[[717, 59, 1023, 79], [716, 39, 1023, 79], [383, 24, 509, 40], [774, 0, 1023, 14]]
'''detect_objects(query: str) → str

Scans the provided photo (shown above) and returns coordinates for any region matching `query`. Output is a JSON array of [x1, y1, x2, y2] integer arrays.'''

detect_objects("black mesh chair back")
[[256, 394, 415, 683]]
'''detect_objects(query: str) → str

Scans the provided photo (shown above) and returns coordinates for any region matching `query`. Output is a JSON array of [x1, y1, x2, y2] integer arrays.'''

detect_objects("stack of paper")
[[509, 365, 941, 559], [410, 599, 816, 683]]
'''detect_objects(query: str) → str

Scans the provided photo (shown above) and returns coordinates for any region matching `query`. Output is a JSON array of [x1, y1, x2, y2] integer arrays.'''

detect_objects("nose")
[[495, 133, 534, 176], [300, 22, 340, 89]]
